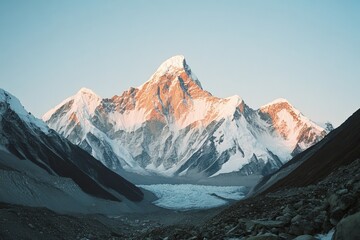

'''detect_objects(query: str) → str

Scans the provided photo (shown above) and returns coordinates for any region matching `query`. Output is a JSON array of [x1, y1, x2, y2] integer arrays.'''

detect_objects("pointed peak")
[[155, 55, 187, 75], [42, 88, 101, 122], [226, 95, 243, 103], [162, 55, 186, 67], [139, 55, 203, 90], [261, 98, 292, 108], [260, 97, 303, 118], [73, 87, 101, 107], [77, 87, 98, 96], [74, 87, 101, 102]]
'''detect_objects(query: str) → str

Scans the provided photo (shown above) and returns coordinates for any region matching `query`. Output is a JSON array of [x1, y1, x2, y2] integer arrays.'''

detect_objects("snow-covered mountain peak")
[[0, 89, 48, 132], [139, 55, 203, 91], [43, 88, 101, 123], [261, 98, 291, 108], [77, 87, 98, 96], [260, 98, 302, 117], [226, 95, 243, 104], [259, 97, 326, 152], [43, 56, 328, 178], [157, 55, 186, 73], [73, 87, 101, 111]]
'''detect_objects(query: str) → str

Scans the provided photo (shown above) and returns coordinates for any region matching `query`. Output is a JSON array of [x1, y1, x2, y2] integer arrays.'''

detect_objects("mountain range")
[[43, 55, 330, 178], [0, 55, 359, 240], [1, 87, 358, 239], [0, 88, 143, 212]]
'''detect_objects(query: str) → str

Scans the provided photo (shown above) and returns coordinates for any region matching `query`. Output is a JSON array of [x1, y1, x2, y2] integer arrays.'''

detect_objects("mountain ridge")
[[43, 55, 329, 178], [0, 88, 144, 202]]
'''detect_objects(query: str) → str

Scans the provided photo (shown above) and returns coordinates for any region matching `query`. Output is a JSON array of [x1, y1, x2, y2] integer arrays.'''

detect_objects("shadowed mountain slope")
[[0, 89, 143, 202]]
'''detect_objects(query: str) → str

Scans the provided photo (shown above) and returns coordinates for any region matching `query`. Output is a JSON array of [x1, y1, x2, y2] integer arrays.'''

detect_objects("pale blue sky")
[[0, 0, 359, 126]]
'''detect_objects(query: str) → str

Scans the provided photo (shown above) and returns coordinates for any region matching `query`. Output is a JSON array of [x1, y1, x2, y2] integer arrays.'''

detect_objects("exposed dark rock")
[[333, 212, 360, 240], [246, 233, 280, 240], [293, 235, 317, 240], [0, 104, 144, 202]]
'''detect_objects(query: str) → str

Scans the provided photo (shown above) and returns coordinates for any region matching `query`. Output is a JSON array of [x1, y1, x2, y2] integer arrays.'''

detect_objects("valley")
[[0, 55, 359, 239], [138, 184, 247, 210], [1, 1, 360, 239]]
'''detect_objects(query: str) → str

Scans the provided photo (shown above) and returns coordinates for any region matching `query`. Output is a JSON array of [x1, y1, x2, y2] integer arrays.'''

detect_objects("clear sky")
[[0, 0, 359, 126]]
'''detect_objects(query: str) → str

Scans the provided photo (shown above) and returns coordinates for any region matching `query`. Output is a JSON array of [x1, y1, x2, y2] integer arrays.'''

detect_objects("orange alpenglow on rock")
[[43, 55, 329, 178]]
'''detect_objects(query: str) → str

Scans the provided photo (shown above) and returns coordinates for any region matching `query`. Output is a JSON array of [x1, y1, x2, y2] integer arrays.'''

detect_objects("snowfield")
[[138, 184, 246, 210]]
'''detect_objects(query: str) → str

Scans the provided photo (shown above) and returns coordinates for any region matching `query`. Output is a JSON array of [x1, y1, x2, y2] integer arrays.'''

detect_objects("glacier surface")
[[138, 184, 246, 210]]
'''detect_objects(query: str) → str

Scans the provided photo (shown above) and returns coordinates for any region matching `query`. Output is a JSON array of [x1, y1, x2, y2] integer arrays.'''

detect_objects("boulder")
[[333, 212, 360, 240]]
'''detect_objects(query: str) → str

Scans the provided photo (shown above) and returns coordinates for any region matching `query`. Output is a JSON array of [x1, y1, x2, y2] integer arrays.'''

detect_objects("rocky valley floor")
[[1, 159, 360, 240], [0, 201, 225, 240], [143, 159, 360, 240]]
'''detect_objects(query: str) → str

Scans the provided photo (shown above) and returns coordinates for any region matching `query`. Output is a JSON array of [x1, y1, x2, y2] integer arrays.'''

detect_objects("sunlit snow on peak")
[[77, 87, 98, 96], [261, 98, 291, 108], [157, 55, 186, 71], [43, 88, 101, 122], [138, 54, 203, 90]]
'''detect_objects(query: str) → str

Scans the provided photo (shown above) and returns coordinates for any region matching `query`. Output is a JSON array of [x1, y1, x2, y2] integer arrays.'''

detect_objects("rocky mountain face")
[[0, 89, 143, 203], [254, 108, 360, 195], [43, 55, 328, 178]]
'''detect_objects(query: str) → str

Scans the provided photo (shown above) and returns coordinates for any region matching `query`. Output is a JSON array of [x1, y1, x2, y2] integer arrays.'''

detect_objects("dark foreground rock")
[[0, 201, 222, 240], [333, 211, 360, 240], [0, 203, 123, 240]]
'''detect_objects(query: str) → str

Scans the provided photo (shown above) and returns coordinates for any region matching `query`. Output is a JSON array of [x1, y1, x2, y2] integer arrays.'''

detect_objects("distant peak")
[[74, 88, 101, 105], [43, 88, 101, 122], [261, 98, 291, 108], [77, 87, 97, 95]]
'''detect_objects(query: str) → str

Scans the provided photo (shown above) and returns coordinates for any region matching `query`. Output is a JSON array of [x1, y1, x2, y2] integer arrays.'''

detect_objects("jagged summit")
[[156, 55, 186, 73], [43, 56, 327, 178], [261, 98, 292, 108], [140, 55, 202, 90], [77, 87, 98, 96], [42, 88, 101, 122]]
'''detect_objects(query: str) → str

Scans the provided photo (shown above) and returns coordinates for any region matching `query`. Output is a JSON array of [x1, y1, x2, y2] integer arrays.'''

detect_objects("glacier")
[[138, 184, 246, 210]]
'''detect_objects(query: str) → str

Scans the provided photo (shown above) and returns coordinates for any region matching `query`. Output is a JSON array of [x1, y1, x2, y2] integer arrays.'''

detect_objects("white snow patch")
[[177, 95, 242, 129], [42, 88, 102, 138], [138, 184, 246, 210], [42, 87, 101, 122], [155, 55, 186, 75], [138, 55, 186, 90], [109, 108, 147, 131]]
